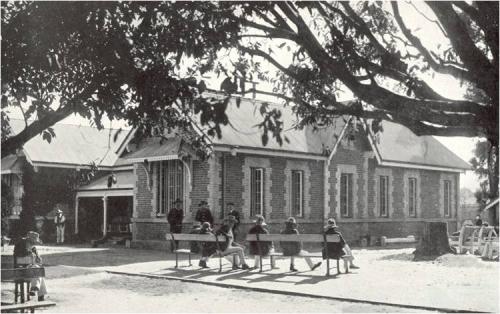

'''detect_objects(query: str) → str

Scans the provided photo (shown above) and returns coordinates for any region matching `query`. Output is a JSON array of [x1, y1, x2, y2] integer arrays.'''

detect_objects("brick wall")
[[134, 163, 153, 218]]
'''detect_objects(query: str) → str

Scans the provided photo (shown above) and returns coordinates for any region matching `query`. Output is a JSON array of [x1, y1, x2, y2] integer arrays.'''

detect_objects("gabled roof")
[[194, 94, 347, 157], [364, 119, 471, 172], [7, 119, 132, 169]]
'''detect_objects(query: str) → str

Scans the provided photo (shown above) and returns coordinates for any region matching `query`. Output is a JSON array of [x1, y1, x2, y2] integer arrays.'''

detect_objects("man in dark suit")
[[167, 198, 184, 252], [195, 200, 214, 227]]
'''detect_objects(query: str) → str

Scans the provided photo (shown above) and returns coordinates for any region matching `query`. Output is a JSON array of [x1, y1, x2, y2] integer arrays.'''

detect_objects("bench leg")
[[326, 258, 330, 276], [336, 259, 340, 275], [175, 253, 178, 268], [188, 253, 192, 267], [219, 254, 222, 273], [14, 282, 19, 303], [20, 282, 25, 303], [260, 256, 263, 273]]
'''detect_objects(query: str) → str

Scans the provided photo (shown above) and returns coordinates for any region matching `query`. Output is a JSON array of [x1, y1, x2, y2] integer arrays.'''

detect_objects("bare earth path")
[[1, 245, 497, 312]]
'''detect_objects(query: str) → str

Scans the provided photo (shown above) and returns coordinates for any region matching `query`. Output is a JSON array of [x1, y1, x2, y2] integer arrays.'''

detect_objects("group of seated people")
[[187, 215, 359, 272]]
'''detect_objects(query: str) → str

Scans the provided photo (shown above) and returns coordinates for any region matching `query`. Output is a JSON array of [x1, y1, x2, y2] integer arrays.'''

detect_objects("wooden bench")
[[245, 234, 352, 276], [1, 268, 56, 313], [165, 233, 239, 272]]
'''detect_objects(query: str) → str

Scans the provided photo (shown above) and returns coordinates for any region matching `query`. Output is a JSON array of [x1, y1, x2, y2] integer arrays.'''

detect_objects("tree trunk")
[[414, 222, 453, 260]]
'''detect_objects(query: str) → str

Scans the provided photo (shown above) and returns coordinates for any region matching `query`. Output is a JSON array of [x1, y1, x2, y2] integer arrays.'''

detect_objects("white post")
[[103, 196, 108, 236], [75, 196, 79, 234]]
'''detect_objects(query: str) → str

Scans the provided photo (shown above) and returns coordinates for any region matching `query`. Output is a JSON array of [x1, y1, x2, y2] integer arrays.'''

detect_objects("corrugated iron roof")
[[8, 119, 132, 168], [368, 119, 471, 170], [195, 95, 347, 155]]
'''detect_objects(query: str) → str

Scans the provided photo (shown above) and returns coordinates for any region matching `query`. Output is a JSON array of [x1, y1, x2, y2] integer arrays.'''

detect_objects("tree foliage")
[[2, 2, 498, 179]]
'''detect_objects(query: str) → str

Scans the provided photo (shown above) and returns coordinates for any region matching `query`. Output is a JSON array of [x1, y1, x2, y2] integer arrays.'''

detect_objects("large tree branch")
[[1, 81, 100, 158], [426, 1, 497, 99], [391, 2, 472, 82]]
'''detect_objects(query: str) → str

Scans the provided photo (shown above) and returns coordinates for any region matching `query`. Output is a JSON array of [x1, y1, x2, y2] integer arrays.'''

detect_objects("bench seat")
[[1, 300, 56, 313]]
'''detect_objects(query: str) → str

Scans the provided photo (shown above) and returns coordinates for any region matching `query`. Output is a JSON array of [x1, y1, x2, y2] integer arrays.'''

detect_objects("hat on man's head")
[[198, 200, 208, 206], [56, 209, 63, 214], [287, 217, 297, 224], [26, 231, 42, 244], [253, 215, 267, 226], [173, 198, 182, 204], [327, 218, 337, 226], [201, 222, 211, 230]]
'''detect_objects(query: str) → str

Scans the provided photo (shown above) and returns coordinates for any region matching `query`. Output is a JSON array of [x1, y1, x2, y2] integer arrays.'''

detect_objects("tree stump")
[[413, 222, 453, 260]]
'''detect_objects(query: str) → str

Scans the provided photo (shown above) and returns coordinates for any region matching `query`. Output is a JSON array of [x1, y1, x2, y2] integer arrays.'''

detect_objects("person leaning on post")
[[248, 215, 276, 269], [54, 207, 66, 244], [167, 198, 184, 252]]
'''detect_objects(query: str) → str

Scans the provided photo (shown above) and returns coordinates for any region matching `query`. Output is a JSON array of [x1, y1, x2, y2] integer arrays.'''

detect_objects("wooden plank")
[[1, 301, 56, 312], [1, 268, 45, 282], [165, 234, 226, 242], [245, 234, 340, 243]]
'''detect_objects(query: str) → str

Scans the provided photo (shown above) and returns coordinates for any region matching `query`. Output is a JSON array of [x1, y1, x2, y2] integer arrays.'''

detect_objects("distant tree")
[[2, 2, 497, 170], [470, 140, 498, 202]]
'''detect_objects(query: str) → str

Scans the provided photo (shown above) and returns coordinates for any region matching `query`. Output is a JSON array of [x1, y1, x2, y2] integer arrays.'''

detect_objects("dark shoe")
[[290, 265, 298, 272], [199, 261, 208, 268], [311, 262, 322, 271], [232, 265, 241, 270], [350, 265, 360, 269], [38, 295, 45, 301], [241, 264, 250, 270]]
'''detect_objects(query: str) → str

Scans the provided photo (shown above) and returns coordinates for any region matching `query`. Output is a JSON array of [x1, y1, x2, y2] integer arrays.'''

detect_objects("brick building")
[[125, 95, 470, 250]]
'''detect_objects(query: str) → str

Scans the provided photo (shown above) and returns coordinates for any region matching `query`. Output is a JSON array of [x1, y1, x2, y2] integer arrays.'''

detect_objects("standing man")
[[167, 198, 184, 252], [54, 208, 66, 244], [226, 202, 240, 238], [195, 201, 214, 227]]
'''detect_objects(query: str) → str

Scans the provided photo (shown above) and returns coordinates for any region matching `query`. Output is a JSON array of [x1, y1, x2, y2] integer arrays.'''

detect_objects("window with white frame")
[[250, 167, 264, 216], [340, 173, 353, 217], [156, 160, 184, 215], [291, 170, 304, 217], [379, 175, 389, 217], [443, 180, 451, 217], [408, 177, 417, 217]]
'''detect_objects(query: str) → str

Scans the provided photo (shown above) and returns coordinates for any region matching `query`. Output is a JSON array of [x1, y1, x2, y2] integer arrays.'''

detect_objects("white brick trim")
[[284, 160, 311, 219], [335, 164, 358, 219], [374, 167, 394, 218], [242, 157, 272, 220], [403, 170, 421, 218]]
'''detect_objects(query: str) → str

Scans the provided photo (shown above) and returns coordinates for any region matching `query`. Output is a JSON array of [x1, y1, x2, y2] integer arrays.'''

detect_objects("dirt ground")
[[1, 245, 498, 313], [2, 270, 433, 313]]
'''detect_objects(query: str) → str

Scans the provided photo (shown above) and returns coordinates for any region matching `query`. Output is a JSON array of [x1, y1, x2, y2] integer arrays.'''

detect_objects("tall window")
[[291, 170, 304, 217], [379, 175, 389, 217], [444, 180, 451, 217], [340, 173, 353, 217], [250, 167, 264, 216], [408, 177, 417, 217], [156, 160, 184, 214]]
